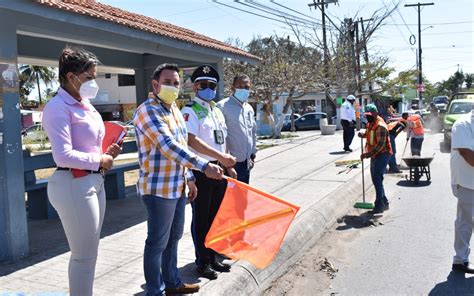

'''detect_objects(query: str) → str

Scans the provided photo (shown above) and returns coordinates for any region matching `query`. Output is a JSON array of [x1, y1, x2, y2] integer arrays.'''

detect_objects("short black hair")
[[58, 47, 99, 86], [402, 112, 409, 118], [232, 74, 250, 86], [152, 63, 179, 81]]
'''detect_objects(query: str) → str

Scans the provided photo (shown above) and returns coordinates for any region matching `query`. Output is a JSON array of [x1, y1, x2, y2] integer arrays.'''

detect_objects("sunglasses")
[[196, 81, 217, 90]]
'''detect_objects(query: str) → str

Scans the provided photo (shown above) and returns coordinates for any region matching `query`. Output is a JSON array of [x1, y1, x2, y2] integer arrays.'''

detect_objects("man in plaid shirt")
[[133, 63, 223, 296], [358, 104, 393, 214]]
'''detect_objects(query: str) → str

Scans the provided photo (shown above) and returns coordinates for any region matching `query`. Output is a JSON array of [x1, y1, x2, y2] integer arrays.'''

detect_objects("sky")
[[97, 0, 473, 84]]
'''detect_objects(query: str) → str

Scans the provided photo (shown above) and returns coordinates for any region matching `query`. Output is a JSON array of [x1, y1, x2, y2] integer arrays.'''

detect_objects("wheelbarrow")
[[402, 156, 434, 184]]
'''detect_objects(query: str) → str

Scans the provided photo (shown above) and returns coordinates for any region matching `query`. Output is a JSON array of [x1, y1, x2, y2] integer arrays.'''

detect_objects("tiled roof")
[[34, 0, 259, 61]]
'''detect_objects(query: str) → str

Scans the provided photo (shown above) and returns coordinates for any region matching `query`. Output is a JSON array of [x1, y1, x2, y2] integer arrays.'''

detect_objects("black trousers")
[[341, 119, 355, 150], [191, 169, 227, 267]]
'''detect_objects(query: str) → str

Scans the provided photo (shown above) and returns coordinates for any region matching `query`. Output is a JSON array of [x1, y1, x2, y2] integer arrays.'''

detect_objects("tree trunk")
[[35, 71, 42, 105]]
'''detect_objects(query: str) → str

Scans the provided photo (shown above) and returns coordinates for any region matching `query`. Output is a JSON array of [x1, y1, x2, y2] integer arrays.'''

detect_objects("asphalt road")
[[264, 133, 474, 296]]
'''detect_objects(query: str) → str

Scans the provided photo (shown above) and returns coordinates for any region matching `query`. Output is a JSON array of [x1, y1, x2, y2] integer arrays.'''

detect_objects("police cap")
[[191, 64, 220, 83]]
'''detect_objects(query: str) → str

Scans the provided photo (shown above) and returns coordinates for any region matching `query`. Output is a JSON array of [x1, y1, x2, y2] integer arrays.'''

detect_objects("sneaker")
[[369, 205, 384, 214], [165, 283, 200, 294]]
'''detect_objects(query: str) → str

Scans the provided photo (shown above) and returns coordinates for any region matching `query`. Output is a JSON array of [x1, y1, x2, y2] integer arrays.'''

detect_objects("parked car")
[[281, 113, 301, 131], [443, 95, 474, 144], [432, 96, 449, 111], [22, 124, 48, 142], [289, 112, 327, 131]]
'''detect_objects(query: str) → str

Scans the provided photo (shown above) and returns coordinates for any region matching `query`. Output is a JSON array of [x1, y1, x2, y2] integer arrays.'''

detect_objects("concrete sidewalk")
[[1, 130, 385, 295]]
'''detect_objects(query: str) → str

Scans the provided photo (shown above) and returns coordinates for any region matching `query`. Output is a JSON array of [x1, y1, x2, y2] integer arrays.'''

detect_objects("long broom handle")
[[360, 135, 366, 203]]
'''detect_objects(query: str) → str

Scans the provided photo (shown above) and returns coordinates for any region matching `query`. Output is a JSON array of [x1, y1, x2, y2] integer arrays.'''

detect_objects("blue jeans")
[[142, 194, 186, 296], [411, 137, 423, 156], [234, 160, 251, 184], [388, 134, 398, 171], [370, 152, 390, 207]]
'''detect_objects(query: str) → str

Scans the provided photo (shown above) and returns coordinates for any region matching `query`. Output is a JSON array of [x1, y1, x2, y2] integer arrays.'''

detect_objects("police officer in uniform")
[[181, 65, 237, 280]]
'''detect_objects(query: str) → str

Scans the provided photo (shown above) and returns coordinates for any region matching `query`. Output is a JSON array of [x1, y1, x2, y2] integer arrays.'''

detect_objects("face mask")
[[234, 88, 250, 102], [157, 85, 180, 104], [76, 77, 99, 100], [366, 115, 376, 123], [197, 88, 216, 101]]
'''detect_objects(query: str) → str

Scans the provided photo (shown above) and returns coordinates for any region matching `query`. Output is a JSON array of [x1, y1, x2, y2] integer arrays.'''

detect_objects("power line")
[[385, 20, 474, 26], [423, 30, 474, 35], [212, 0, 325, 30], [244, 1, 324, 27]]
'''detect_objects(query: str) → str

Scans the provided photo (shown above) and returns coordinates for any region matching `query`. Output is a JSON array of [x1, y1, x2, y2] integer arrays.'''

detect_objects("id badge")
[[214, 130, 225, 144]]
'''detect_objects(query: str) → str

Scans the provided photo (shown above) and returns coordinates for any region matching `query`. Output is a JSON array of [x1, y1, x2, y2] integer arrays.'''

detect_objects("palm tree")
[[18, 65, 56, 105]]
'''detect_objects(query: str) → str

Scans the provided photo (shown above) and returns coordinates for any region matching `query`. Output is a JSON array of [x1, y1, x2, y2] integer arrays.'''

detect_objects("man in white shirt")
[[450, 108, 474, 274], [341, 95, 357, 152]]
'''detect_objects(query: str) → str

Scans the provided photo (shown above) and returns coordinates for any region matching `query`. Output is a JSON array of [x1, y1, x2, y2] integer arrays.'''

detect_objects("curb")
[[199, 165, 372, 295]]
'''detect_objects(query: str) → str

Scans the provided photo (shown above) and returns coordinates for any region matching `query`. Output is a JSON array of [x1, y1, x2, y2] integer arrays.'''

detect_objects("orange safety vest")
[[387, 118, 407, 131], [354, 101, 360, 119], [365, 116, 393, 156], [407, 114, 424, 136]]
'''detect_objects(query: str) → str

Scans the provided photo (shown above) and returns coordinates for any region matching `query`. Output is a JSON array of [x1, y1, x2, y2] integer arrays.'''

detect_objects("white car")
[[22, 124, 48, 142]]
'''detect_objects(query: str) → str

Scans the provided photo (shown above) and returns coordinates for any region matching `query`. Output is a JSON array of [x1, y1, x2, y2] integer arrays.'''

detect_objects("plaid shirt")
[[133, 98, 208, 199], [363, 125, 390, 158]]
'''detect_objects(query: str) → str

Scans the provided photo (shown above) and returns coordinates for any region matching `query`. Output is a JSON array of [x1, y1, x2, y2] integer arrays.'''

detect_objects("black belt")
[[57, 167, 102, 174]]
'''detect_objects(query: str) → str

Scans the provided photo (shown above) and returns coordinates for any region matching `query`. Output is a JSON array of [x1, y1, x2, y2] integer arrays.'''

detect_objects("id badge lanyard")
[[210, 107, 225, 146]]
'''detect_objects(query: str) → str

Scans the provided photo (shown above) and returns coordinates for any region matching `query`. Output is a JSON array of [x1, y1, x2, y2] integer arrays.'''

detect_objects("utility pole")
[[359, 17, 373, 100], [354, 19, 361, 95], [308, 0, 338, 117], [346, 18, 357, 95], [405, 2, 434, 109]]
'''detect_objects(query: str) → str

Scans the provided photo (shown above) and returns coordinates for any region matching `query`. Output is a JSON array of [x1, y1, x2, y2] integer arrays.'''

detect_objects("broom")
[[354, 128, 374, 209]]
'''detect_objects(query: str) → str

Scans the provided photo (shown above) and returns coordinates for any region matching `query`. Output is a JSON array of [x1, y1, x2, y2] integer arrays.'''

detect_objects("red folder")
[[101, 121, 127, 153], [72, 121, 126, 178]]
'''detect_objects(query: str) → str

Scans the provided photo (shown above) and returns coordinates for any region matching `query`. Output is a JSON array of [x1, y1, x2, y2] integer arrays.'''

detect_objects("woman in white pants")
[[43, 47, 120, 295]]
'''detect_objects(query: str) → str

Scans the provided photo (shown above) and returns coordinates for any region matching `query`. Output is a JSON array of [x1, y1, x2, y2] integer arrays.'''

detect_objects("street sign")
[[416, 84, 425, 92]]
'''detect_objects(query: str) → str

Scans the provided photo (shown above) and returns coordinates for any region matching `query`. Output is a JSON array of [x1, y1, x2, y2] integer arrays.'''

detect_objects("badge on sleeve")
[[183, 113, 189, 121]]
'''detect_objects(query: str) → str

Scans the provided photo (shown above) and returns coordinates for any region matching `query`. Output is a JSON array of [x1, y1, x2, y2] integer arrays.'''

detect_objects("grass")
[[257, 143, 277, 150], [258, 133, 299, 140]]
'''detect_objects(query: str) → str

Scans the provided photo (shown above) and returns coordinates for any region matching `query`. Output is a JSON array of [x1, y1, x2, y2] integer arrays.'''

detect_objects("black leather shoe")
[[196, 264, 218, 280], [211, 261, 231, 272], [452, 262, 474, 274]]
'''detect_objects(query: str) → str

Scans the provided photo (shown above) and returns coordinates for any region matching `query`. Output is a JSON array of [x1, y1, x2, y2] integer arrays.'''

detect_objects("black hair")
[[152, 63, 179, 81], [402, 112, 409, 118], [58, 47, 99, 86], [232, 74, 250, 86]]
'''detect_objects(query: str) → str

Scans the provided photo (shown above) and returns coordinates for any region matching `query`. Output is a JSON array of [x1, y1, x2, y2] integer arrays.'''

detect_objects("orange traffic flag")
[[205, 177, 300, 269]]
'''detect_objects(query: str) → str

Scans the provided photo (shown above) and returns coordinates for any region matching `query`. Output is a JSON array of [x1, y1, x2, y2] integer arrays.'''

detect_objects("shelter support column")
[[0, 15, 29, 261]]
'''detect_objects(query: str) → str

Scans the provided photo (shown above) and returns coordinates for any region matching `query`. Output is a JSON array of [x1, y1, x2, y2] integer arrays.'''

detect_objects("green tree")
[[18, 65, 56, 106], [465, 73, 473, 89], [225, 35, 322, 138]]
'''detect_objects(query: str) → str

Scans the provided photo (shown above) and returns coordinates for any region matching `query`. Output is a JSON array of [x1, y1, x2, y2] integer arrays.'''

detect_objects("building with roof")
[[0, 0, 258, 261]]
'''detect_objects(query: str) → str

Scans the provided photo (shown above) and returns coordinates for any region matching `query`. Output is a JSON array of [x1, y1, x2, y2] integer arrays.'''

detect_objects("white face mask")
[[74, 76, 99, 100]]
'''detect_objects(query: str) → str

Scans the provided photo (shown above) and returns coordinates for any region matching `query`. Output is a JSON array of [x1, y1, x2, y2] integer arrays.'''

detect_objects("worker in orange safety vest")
[[358, 104, 393, 214], [386, 113, 408, 173], [407, 113, 425, 156]]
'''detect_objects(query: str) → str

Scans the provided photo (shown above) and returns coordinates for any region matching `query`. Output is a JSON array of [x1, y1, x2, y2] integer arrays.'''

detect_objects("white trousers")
[[48, 170, 106, 296], [452, 184, 474, 264]]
